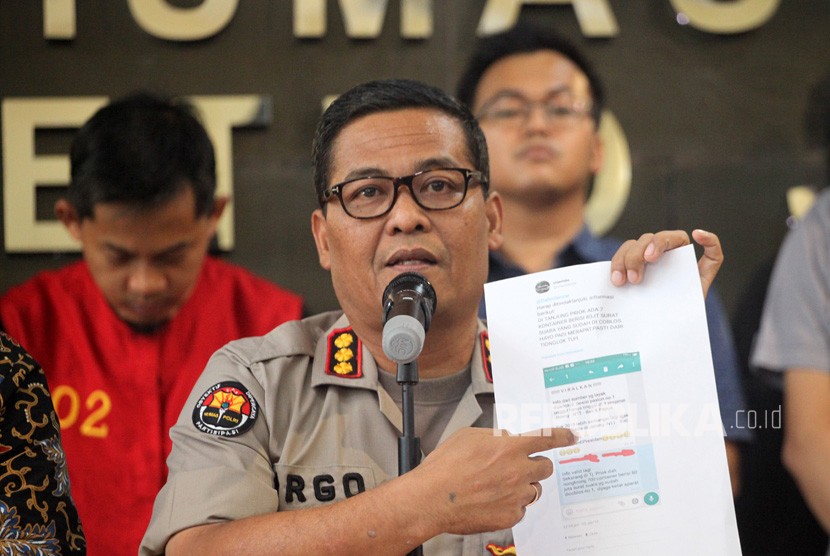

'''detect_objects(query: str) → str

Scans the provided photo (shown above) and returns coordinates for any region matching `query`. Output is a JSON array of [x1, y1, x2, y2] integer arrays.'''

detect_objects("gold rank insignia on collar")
[[480, 330, 493, 383], [486, 543, 516, 555], [325, 327, 363, 379]]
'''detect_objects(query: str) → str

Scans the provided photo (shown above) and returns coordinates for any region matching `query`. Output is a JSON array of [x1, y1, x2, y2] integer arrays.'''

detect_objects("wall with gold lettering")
[[1, 1, 828, 317]]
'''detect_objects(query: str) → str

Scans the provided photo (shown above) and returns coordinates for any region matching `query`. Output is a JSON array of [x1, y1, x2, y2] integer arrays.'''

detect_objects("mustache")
[[515, 141, 561, 158]]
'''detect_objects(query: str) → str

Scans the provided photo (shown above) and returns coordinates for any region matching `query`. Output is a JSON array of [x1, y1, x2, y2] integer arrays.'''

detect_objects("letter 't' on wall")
[[43, 0, 76, 39], [188, 95, 272, 252]]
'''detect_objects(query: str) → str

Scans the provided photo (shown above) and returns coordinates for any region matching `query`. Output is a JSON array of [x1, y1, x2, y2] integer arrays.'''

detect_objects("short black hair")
[[456, 22, 605, 126], [312, 78, 490, 203], [68, 91, 216, 220]]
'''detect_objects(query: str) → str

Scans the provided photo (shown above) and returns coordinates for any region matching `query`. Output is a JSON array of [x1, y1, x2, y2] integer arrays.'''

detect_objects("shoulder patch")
[[480, 331, 493, 383], [192, 381, 258, 437], [325, 327, 363, 379]]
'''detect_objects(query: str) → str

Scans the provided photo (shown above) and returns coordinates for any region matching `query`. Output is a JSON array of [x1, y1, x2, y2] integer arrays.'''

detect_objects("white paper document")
[[484, 245, 741, 555]]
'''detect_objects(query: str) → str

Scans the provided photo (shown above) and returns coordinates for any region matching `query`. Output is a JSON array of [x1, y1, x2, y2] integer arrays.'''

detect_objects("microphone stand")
[[397, 360, 423, 556], [381, 272, 436, 556]]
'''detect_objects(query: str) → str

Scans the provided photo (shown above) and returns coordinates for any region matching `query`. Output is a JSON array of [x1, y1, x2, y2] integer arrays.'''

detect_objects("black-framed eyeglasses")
[[319, 167, 487, 220], [476, 92, 595, 128]]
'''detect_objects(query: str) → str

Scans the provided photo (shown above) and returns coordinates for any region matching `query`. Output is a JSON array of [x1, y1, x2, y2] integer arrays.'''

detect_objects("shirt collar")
[[311, 313, 494, 395]]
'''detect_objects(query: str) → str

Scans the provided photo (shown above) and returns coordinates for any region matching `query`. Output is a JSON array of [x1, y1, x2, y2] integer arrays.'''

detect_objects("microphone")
[[381, 272, 438, 364]]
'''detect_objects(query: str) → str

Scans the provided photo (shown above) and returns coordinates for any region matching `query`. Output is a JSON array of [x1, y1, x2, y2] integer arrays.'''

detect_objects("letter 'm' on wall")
[[2, 98, 106, 252], [294, 0, 433, 38], [128, 0, 238, 41], [2, 95, 269, 253], [478, 0, 619, 37], [670, 0, 780, 34], [43, 0, 76, 39]]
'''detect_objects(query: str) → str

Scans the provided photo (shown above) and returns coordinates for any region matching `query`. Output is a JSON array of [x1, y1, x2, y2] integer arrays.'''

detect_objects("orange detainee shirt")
[[0, 257, 303, 556]]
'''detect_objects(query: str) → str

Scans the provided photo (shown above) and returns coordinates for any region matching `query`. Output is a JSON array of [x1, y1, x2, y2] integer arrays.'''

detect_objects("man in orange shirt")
[[0, 92, 304, 555]]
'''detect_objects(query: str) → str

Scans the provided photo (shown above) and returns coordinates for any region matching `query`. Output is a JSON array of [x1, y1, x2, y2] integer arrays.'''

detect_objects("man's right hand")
[[409, 426, 576, 536]]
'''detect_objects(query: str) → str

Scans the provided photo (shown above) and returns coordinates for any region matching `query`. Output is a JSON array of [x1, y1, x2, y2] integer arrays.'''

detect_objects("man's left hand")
[[610, 229, 723, 298]]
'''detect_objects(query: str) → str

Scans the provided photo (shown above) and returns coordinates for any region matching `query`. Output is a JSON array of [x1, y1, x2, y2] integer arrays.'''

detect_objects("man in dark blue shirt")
[[457, 22, 750, 494]]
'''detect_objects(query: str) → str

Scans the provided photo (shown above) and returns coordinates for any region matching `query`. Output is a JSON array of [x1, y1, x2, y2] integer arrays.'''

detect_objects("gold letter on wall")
[[2, 97, 106, 252], [128, 0, 238, 41], [294, 0, 433, 38], [188, 95, 271, 251], [478, 0, 619, 37], [43, 0, 76, 39], [586, 111, 631, 236], [1, 95, 268, 253], [670, 0, 780, 33]]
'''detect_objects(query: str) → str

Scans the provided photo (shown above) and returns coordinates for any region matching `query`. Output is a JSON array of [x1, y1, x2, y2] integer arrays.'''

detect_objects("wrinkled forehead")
[[329, 108, 472, 181]]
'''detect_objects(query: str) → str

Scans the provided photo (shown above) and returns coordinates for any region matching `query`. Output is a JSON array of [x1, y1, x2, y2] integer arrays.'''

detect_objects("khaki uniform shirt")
[[141, 311, 516, 555]]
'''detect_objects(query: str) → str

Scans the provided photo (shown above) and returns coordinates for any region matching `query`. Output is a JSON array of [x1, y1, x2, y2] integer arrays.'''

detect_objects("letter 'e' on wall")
[[1, 95, 270, 253], [2, 97, 106, 252]]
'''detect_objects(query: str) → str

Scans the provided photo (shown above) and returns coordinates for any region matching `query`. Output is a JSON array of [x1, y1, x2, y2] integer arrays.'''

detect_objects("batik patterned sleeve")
[[0, 331, 86, 554]]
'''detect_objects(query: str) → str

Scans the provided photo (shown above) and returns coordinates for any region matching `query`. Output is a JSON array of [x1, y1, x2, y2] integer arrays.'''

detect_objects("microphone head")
[[381, 272, 437, 329], [381, 272, 438, 364], [382, 314, 426, 364]]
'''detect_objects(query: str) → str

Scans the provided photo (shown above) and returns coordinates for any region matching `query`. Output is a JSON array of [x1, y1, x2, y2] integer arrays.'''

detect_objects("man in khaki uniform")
[[141, 78, 724, 555]]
